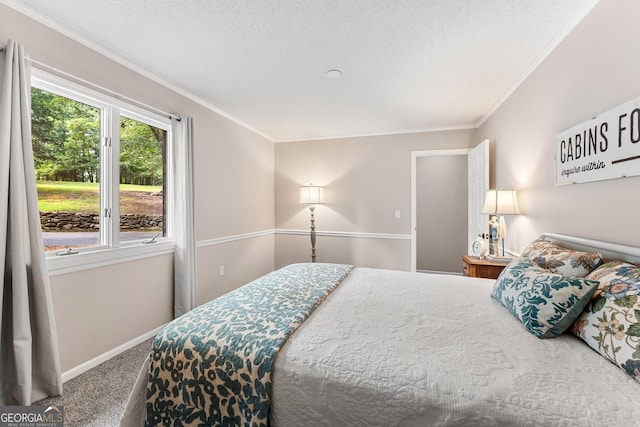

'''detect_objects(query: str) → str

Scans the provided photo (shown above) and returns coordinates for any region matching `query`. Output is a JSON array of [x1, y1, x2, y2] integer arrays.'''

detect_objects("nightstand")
[[462, 255, 509, 279]]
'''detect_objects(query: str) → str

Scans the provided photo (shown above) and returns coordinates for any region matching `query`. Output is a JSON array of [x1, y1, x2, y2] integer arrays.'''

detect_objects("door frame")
[[410, 149, 471, 272]]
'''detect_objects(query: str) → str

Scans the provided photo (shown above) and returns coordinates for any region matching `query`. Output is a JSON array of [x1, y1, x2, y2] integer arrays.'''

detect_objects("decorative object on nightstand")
[[299, 184, 325, 263], [482, 189, 520, 259], [471, 236, 488, 259], [462, 255, 509, 279]]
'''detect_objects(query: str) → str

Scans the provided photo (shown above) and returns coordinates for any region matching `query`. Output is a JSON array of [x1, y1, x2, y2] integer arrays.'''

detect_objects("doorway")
[[416, 155, 468, 273], [411, 149, 469, 273], [410, 142, 489, 273]]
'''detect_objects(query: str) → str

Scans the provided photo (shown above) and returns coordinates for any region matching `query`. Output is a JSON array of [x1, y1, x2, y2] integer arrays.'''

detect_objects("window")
[[31, 70, 173, 272], [32, 87, 102, 249], [118, 115, 167, 242]]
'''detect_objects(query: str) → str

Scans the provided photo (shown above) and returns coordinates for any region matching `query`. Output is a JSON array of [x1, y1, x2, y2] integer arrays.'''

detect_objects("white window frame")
[[32, 69, 175, 276]]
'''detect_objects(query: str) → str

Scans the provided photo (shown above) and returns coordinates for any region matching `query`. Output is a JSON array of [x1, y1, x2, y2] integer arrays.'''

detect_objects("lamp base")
[[309, 205, 317, 263]]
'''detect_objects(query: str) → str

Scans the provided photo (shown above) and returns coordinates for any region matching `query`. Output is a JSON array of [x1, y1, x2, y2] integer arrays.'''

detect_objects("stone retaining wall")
[[40, 211, 162, 231]]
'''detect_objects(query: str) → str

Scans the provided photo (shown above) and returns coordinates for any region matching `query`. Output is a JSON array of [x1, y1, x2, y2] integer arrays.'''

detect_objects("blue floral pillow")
[[520, 237, 603, 277], [571, 261, 640, 383], [491, 258, 599, 338]]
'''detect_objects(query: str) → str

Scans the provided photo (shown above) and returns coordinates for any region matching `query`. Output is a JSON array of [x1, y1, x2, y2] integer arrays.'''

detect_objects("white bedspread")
[[271, 268, 640, 426]]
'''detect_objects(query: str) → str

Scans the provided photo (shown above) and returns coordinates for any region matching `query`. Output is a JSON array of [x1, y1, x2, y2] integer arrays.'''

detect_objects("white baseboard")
[[61, 324, 166, 383]]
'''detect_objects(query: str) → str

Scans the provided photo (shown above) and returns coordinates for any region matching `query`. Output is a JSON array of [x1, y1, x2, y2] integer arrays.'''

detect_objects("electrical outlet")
[[219, 266, 225, 277], [395, 210, 401, 219]]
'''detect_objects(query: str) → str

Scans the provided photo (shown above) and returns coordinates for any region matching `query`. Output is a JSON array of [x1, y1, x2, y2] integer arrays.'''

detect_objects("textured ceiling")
[[5, 0, 597, 142]]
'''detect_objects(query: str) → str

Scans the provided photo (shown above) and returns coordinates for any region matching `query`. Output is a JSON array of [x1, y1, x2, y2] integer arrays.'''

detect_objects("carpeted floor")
[[35, 338, 153, 426]]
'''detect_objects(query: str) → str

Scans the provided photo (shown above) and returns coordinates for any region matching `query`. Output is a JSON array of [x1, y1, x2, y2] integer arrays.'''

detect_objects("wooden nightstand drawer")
[[462, 255, 509, 279]]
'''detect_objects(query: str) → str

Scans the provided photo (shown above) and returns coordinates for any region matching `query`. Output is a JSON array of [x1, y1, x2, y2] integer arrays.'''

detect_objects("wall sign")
[[555, 96, 640, 185]]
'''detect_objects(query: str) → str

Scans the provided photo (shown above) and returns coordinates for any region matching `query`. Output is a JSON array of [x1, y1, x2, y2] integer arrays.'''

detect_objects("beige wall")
[[0, 5, 275, 373], [274, 130, 476, 269], [196, 234, 275, 305], [474, 0, 640, 252], [276, 233, 410, 270], [416, 155, 467, 273], [49, 255, 173, 371]]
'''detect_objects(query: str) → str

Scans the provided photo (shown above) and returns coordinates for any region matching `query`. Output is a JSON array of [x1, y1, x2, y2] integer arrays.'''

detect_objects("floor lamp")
[[299, 185, 325, 263], [482, 189, 520, 257]]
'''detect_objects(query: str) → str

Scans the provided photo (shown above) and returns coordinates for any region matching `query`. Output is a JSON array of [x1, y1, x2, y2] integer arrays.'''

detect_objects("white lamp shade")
[[299, 185, 325, 205], [482, 190, 520, 215]]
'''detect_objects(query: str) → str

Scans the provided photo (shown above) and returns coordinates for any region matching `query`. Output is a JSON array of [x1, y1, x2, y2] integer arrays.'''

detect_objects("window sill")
[[46, 240, 175, 276]]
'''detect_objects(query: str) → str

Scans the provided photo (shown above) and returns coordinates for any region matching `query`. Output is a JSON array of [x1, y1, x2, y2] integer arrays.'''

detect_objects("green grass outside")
[[36, 180, 161, 212]]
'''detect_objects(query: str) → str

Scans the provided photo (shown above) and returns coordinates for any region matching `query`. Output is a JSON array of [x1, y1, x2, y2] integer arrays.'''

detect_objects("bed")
[[121, 234, 640, 426]]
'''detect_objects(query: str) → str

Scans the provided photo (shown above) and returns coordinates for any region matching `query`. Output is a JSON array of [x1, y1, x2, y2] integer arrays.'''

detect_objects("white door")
[[467, 139, 490, 254]]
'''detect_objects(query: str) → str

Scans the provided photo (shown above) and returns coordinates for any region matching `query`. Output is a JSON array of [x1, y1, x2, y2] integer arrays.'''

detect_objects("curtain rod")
[[1, 47, 181, 121]]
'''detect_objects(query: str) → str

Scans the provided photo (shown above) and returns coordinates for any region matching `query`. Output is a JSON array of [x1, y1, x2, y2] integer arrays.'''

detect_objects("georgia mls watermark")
[[0, 406, 64, 427]]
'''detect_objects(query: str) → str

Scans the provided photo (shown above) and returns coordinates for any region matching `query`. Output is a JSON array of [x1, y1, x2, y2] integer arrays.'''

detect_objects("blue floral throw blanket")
[[144, 263, 353, 426]]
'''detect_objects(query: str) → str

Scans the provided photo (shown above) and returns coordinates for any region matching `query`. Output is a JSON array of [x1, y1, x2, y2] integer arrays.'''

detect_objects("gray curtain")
[[0, 40, 62, 404], [172, 116, 197, 317]]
